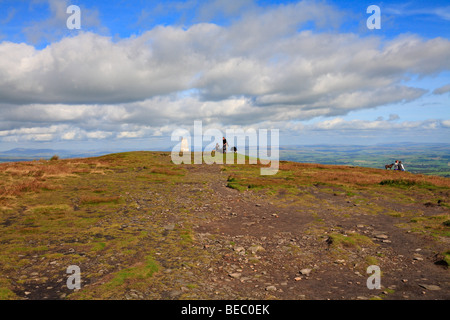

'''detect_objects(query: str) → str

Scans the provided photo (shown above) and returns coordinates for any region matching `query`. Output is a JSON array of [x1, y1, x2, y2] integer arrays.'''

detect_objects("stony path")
[[183, 163, 450, 300]]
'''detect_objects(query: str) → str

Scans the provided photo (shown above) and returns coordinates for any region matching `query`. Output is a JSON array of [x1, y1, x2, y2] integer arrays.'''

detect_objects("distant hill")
[[1, 148, 69, 156], [0, 148, 124, 163]]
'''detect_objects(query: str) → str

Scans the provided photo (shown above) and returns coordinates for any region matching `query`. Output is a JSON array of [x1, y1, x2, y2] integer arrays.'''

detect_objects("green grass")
[[79, 195, 122, 205], [92, 242, 106, 251], [226, 175, 248, 192], [0, 280, 17, 300], [443, 251, 450, 266], [365, 256, 379, 266], [108, 255, 160, 288], [327, 233, 375, 251], [408, 214, 450, 238]]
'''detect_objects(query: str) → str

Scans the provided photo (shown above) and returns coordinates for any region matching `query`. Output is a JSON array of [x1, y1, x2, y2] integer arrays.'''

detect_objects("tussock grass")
[[0, 179, 49, 197], [380, 179, 438, 189], [79, 195, 122, 205], [224, 160, 450, 193], [0, 157, 114, 199]]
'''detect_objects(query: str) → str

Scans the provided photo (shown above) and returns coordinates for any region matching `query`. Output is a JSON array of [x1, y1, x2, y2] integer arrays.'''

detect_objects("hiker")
[[223, 137, 228, 153], [393, 160, 399, 170], [399, 161, 405, 171]]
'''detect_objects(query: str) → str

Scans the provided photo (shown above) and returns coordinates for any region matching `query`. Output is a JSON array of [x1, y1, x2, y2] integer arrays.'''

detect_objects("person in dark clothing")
[[223, 137, 228, 153], [393, 160, 399, 170]]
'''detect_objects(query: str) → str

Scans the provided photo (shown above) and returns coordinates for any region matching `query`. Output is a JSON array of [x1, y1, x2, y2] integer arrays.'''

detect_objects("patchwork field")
[[279, 143, 450, 177]]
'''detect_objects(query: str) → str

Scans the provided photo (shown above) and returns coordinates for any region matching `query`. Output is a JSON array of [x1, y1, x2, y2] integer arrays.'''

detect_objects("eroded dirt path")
[[186, 163, 450, 300]]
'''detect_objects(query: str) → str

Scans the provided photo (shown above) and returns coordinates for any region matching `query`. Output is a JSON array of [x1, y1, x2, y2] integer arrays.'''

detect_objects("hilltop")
[[2, 143, 449, 177], [0, 151, 449, 300]]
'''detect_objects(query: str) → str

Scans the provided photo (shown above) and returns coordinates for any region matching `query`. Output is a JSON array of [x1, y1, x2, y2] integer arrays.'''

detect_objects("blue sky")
[[0, 0, 449, 150], [2, 0, 448, 42]]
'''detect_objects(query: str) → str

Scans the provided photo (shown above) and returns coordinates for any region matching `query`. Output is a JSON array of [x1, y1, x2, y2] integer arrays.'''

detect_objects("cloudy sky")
[[0, 0, 449, 151]]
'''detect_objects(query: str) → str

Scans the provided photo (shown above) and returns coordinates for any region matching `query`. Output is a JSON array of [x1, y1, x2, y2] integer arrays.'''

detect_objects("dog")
[[231, 146, 237, 153], [385, 163, 394, 170]]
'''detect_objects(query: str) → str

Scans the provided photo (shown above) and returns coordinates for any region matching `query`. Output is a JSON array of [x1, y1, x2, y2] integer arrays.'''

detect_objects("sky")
[[0, 0, 449, 151]]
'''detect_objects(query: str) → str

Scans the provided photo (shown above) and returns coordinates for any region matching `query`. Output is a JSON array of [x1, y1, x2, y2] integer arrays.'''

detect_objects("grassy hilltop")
[[0, 151, 449, 300]]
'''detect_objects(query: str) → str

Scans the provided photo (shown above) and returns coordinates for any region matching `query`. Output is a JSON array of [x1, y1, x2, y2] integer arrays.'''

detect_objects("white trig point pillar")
[[180, 138, 189, 153]]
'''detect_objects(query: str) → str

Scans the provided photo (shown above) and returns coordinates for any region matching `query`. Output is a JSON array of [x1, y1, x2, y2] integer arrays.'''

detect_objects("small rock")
[[229, 273, 242, 279], [234, 246, 245, 253], [168, 290, 182, 299], [164, 224, 175, 231], [265, 285, 277, 291], [419, 284, 441, 291], [375, 234, 389, 240], [299, 268, 312, 276], [294, 277, 302, 281], [248, 245, 265, 254]]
